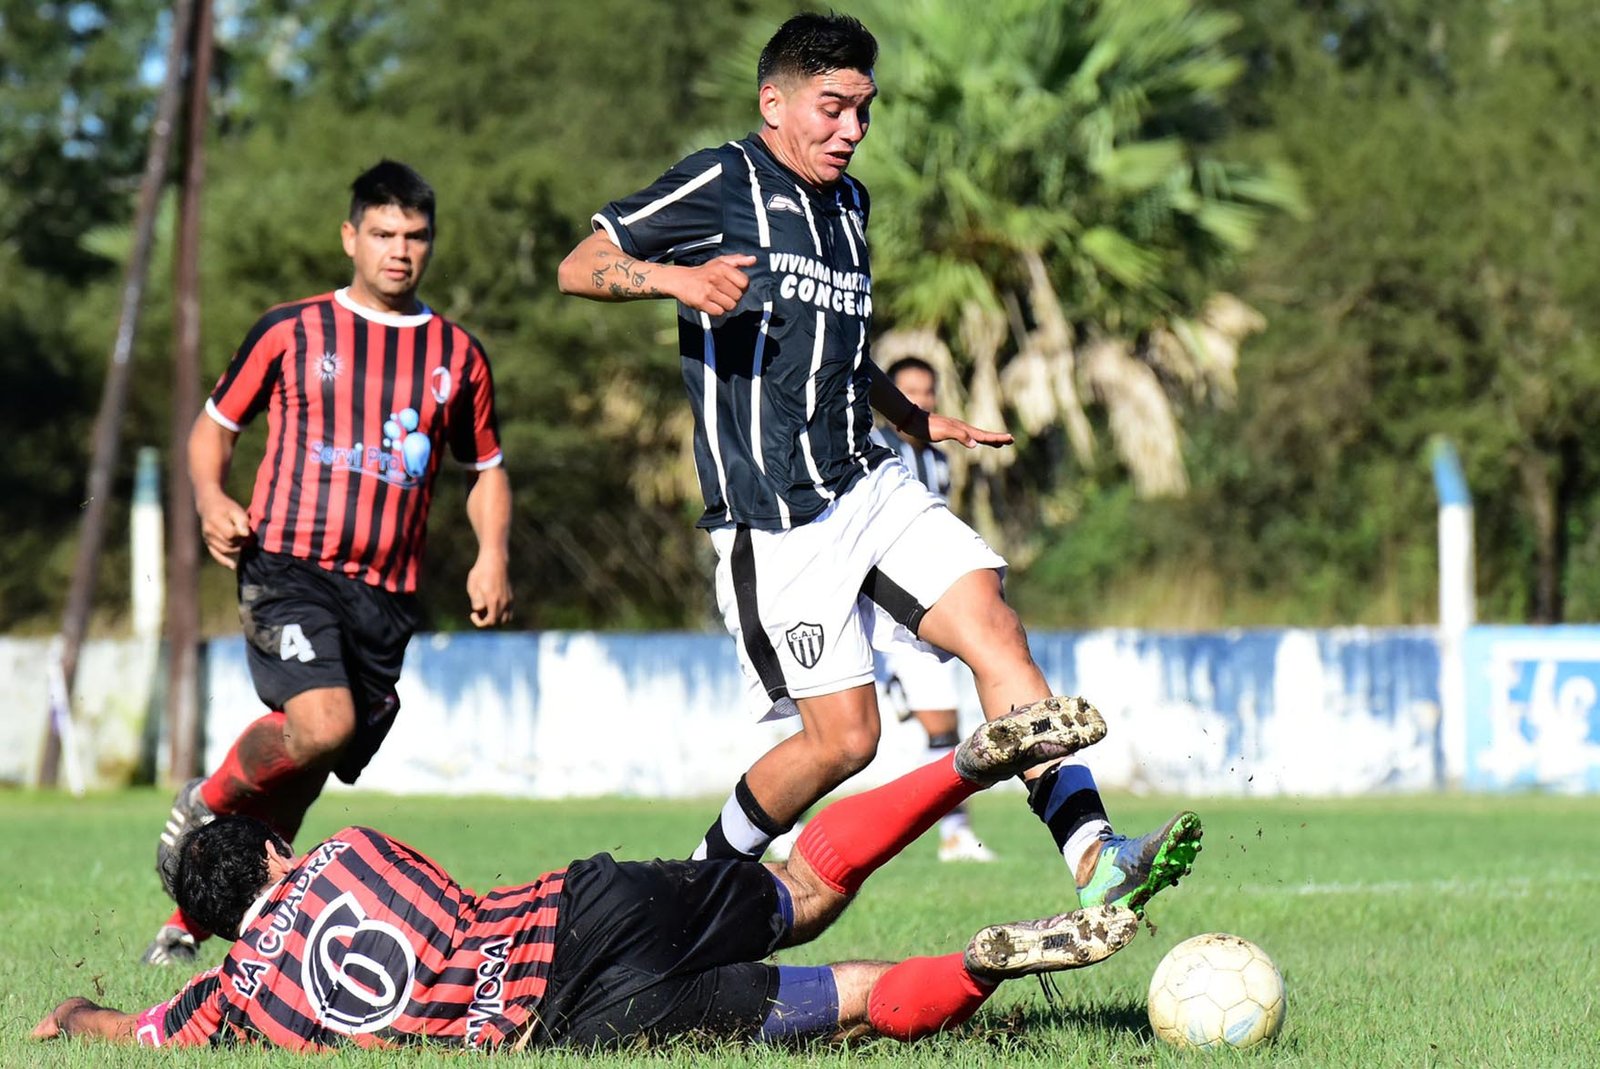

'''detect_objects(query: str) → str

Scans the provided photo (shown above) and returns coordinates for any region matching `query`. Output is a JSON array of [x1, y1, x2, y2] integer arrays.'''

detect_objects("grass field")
[[3, 787, 1597, 1067]]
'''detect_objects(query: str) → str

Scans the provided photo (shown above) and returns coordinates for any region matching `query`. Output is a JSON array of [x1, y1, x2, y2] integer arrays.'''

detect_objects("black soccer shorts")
[[236, 546, 420, 783], [536, 853, 786, 1047]]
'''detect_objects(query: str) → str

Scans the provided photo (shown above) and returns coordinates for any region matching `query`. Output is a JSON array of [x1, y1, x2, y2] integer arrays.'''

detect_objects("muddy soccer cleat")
[[156, 777, 214, 899], [140, 924, 198, 967], [963, 905, 1139, 981], [1076, 810, 1203, 917], [953, 696, 1107, 786]]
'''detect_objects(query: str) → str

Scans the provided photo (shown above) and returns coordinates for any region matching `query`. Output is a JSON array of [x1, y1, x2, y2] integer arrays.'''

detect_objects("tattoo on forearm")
[[591, 250, 665, 298]]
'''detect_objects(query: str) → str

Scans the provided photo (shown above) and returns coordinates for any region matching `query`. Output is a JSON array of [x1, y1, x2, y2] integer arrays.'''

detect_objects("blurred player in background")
[[559, 13, 1198, 918], [141, 159, 514, 966], [38, 705, 1135, 1051], [871, 356, 993, 862]]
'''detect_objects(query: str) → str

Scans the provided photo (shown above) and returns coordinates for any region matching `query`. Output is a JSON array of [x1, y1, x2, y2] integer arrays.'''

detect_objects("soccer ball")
[[1147, 933, 1285, 1050]]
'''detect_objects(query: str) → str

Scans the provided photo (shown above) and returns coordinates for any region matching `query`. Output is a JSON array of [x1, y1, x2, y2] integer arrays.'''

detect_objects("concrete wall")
[[3, 626, 1463, 796]]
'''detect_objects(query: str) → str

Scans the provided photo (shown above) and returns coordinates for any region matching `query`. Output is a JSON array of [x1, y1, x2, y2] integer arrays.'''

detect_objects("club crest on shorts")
[[785, 622, 825, 669]]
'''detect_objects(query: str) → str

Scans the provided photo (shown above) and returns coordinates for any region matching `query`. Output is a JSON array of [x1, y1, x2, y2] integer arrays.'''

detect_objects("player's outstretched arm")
[[866, 362, 1013, 449], [189, 412, 252, 569], [32, 997, 137, 1043], [557, 231, 754, 316], [465, 465, 513, 628], [924, 413, 1014, 449]]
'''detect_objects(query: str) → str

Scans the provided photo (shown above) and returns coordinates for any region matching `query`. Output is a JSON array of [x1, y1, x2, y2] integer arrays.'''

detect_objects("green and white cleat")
[[953, 697, 1107, 786], [1076, 811, 1203, 917], [964, 905, 1139, 982]]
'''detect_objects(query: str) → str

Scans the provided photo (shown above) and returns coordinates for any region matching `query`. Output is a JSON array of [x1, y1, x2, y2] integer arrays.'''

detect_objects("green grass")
[[3, 788, 1598, 1067]]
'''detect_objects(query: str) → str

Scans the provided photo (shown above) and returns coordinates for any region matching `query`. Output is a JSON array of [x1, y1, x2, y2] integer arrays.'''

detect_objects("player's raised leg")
[[775, 697, 1105, 939], [749, 701, 1127, 1043], [763, 901, 1136, 1043], [144, 688, 350, 963], [916, 567, 1203, 915]]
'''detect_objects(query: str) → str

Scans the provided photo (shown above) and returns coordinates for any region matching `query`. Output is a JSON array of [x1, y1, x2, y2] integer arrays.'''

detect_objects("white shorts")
[[874, 615, 961, 717], [709, 460, 1006, 720]]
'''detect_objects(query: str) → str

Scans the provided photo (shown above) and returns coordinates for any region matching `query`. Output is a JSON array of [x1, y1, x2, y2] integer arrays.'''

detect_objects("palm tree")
[[854, 0, 1301, 553]]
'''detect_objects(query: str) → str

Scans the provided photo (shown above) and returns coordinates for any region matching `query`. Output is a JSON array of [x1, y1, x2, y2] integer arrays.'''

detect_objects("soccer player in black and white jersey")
[[868, 356, 993, 863], [559, 13, 1201, 919]]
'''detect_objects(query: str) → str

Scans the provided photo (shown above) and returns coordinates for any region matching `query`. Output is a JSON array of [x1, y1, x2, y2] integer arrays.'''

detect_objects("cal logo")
[[766, 193, 804, 217], [785, 622, 825, 669]]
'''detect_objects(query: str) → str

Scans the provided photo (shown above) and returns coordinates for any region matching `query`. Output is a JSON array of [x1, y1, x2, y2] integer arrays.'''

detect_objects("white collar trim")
[[335, 286, 433, 327], [236, 880, 282, 937]]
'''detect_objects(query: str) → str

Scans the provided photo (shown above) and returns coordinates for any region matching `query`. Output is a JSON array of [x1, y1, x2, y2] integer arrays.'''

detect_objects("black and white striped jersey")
[[592, 134, 892, 530], [869, 425, 950, 501]]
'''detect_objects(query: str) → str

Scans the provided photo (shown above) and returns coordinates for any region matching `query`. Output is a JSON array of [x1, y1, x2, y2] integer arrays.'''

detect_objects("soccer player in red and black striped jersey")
[[141, 160, 514, 967], [35, 705, 1139, 1051]]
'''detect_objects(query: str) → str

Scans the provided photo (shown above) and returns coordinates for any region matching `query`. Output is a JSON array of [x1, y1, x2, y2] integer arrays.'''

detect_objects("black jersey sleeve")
[[592, 147, 725, 263]]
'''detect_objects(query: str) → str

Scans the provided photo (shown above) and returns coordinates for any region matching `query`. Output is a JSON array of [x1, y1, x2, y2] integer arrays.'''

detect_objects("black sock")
[[1026, 762, 1109, 853], [697, 774, 790, 861]]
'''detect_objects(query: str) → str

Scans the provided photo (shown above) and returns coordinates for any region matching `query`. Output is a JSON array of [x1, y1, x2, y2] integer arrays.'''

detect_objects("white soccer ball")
[[1147, 932, 1285, 1050]]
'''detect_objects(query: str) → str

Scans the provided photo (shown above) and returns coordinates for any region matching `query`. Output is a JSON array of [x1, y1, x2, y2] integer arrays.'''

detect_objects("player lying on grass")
[[34, 699, 1151, 1051]]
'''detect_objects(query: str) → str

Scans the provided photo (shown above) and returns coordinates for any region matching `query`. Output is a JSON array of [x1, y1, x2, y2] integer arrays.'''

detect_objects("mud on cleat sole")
[[964, 905, 1139, 981], [954, 696, 1107, 786]]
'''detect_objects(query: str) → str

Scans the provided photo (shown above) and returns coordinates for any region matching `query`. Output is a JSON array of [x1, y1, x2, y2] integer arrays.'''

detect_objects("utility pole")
[[41, 0, 199, 787], [167, 0, 214, 784]]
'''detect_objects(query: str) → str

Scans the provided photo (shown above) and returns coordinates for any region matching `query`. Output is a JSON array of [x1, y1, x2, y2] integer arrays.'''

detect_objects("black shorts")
[[236, 547, 420, 783], [537, 854, 785, 1048]]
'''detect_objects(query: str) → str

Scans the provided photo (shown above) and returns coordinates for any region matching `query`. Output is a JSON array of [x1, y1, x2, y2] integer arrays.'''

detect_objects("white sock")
[[715, 788, 773, 856], [1064, 818, 1113, 877], [939, 809, 972, 838]]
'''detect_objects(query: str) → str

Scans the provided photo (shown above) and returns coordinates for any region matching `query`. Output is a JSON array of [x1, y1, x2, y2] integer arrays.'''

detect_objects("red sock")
[[795, 753, 980, 894], [867, 953, 995, 1041], [199, 711, 326, 840], [165, 906, 211, 942]]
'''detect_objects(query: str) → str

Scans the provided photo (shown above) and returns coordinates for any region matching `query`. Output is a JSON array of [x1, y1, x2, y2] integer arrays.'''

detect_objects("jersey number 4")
[[280, 623, 316, 663]]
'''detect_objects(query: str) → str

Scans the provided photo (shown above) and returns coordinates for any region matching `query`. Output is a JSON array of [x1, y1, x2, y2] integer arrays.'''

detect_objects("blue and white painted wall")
[[199, 628, 1443, 798], [6, 624, 1598, 796]]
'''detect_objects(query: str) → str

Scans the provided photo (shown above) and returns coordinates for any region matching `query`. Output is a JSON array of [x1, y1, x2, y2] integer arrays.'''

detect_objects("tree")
[[0, 0, 167, 630], [850, 0, 1301, 559], [1195, 0, 1600, 624]]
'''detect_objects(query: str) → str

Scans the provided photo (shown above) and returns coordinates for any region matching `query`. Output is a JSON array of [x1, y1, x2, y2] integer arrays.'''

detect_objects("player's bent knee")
[[828, 729, 879, 775], [281, 695, 357, 767]]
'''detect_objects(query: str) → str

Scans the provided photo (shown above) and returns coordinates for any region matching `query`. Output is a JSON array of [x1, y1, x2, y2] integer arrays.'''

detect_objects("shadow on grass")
[[979, 995, 1154, 1042]]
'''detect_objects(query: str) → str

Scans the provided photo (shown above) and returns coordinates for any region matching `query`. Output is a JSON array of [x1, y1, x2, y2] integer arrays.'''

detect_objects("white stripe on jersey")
[[842, 176, 869, 248], [700, 310, 732, 525], [662, 234, 724, 260], [730, 142, 772, 249], [834, 189, 860, 267], [748, 302, 790, 527], [847, 323, 869, 474], [797, 309, 835, 503], [619, 162, 724, 227], [796, 184, 824, 254]]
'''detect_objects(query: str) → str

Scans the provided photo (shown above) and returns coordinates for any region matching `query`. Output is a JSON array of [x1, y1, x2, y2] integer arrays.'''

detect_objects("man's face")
[[341, 203, 433, 309], [894, 365, 937, 412], [759, 67, 876, 187]]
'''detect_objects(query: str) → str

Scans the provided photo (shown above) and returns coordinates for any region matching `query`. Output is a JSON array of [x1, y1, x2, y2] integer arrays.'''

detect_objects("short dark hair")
[[886, 356, 937, 385], [349, 159, 436, 230], [173, 815, 292, 940], [757, 13, 877, 88]]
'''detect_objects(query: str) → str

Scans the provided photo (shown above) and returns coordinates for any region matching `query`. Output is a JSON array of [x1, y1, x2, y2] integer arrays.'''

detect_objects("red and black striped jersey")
[[205, 288, 503, 592], [134, 827, 564, 1052]]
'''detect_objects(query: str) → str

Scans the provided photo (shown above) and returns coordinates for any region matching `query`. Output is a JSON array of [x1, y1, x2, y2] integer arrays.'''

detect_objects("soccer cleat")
[[157, 776, 214, 899], [953, 696, 1106, 786], [1076, 810, 1203, 916], [963, 905, 1138, 981], [938, 825, 998, 863], [141, 924, 198, 967]]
